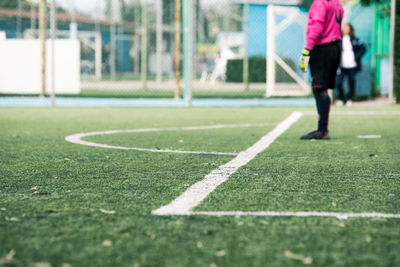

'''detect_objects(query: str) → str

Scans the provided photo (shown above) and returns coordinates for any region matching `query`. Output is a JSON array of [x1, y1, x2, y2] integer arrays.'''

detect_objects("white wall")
[[0, 39, 80, 94]]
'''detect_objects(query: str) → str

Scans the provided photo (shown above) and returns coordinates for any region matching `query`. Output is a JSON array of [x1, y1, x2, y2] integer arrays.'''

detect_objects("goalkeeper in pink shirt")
[[299, 0, 344, 140]]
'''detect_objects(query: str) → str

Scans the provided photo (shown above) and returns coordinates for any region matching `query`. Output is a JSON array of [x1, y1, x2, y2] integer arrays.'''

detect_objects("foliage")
[[360, 0, 391, 15], [300, 0, 313, 11], [302, 0, 391, 15], [0, 0, 31, 10], [226, 57, 296, 83]]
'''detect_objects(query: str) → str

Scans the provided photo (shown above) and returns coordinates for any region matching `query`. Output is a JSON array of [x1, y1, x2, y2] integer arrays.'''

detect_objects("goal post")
[[266, 5, 311, 97]]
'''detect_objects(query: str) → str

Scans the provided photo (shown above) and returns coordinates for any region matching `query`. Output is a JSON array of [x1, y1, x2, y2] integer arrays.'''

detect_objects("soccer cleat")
[[346, 100, 352, 107], [300, 130, 331, 140]]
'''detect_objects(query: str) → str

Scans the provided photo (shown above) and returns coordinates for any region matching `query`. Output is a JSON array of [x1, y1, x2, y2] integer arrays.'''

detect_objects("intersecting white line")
[[152, 111, 400, 219], [152, 112, 303, 215], [65, 110, 400, 219]]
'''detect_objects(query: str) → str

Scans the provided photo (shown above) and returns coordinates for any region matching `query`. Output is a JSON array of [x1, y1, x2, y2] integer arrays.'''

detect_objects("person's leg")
[[313, 87, 331, 133], [347, 68, 356, 101], [300, 44, 332, 140], [336, 70, 345, 102], [300, 86, 331, 139]]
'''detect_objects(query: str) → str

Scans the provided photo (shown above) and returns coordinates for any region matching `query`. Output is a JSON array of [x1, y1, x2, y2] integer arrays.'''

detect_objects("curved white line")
[[65, 123, 276, 156]]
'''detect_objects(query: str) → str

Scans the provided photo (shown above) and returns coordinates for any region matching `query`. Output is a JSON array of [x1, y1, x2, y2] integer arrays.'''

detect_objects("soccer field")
[[1, 106, 400, 266]]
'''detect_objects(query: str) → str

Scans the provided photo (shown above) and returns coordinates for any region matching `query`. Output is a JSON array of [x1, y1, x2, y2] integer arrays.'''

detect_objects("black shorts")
[[310, 41, 341, 90]]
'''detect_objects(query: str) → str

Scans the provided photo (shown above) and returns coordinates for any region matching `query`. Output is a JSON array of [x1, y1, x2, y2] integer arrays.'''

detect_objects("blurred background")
[[0, 0, 397, 102]]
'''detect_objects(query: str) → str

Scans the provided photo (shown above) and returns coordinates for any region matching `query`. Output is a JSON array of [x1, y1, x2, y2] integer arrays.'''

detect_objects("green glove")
[[299, 49, 311, 73]]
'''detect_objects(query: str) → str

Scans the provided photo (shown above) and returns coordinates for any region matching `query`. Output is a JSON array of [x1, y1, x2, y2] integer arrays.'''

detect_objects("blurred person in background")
[[336, 23, 366, 107], [209, 46, 235, 84]]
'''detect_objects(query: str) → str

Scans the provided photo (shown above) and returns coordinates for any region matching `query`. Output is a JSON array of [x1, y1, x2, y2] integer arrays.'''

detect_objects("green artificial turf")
[[1, 106, 399, 266]]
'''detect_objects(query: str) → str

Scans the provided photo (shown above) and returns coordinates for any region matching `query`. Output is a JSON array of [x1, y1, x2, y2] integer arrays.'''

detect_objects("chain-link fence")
[[0, 0, 396, 101]]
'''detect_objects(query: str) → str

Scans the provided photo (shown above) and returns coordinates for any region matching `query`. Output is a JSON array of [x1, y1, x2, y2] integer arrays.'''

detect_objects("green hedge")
[[226, 56, 297, 83], [395, 0, 400, 103]]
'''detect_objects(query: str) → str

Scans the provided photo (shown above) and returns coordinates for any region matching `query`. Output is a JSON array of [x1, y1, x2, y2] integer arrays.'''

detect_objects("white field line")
[[152, 112, 303, 215], [181, 211, 400, 219], [357, 135, 381, 139], [65, 122, 276, 156]]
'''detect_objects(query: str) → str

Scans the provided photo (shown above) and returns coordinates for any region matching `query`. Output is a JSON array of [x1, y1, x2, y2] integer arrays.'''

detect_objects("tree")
[[360, 0, 391, 15], [301, 0, 391, 14], [0, 0, 31, 10]]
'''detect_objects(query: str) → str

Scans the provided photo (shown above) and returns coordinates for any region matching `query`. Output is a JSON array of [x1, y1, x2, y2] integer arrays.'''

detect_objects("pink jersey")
[[305, 0, 344, 50]]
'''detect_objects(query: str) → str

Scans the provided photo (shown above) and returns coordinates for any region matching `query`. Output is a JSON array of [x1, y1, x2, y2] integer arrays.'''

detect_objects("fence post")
[[39, 0, 46, 98], [110, 1, 117, 81], [30, 3, 36, 32], [183, 0, 193, 105], [17, 0, 22, 38], [174, 0, 182, 98], [156, 0, 163, 83], [388, 0, 396, 103], [141, 0, 148, 90], [243, 0, 249, 91], [50, 0, 56, 106]]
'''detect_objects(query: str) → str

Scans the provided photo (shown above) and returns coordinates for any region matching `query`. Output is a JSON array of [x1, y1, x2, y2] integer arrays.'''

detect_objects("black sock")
[[313, 88, 331, 133]]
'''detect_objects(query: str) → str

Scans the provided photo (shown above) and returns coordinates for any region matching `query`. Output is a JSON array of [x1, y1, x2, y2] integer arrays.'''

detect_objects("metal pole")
[[50, 0, 56, 106], [388, 0, 396, 103], [70, 1, 77, 39], [17, 0, 22, 38], [243, 0, 249, 91], [141, 0, 148, 90], [134, 2, 140, 76], [110, 1, 116, 80], [95, 32, 102, 81], [174, 0, 181, 98], [198, 0, 204, 44], [39, 0, 46, 97], [95, 14, 102, 81], [183, 0, 193, 105], [30, 3, 36, 32], [156, 0, 163, 83]]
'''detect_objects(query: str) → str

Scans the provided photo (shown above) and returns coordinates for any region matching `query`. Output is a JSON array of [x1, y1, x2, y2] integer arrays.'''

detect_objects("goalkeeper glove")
[[299, 49, 311, 73]]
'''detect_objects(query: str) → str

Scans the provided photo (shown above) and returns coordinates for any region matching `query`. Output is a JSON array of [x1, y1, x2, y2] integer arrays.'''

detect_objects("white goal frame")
[[266, 5, 311, 97]]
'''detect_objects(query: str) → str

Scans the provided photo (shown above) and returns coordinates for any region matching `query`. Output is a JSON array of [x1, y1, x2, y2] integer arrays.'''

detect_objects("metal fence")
[[0, 0, 395, 102]]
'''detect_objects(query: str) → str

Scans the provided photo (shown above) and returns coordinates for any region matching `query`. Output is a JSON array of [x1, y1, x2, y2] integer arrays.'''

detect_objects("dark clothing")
[[313, 88, 331, 132], [336, 36, 366, 102], [310, 41, 341, 90], [338, 36, 366, 72], [309, 41, 341, 133], [337, 67, 357, 102]]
